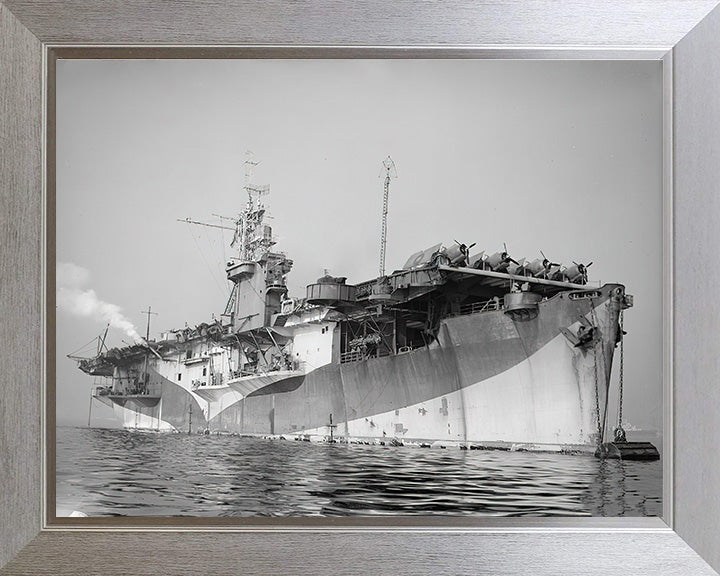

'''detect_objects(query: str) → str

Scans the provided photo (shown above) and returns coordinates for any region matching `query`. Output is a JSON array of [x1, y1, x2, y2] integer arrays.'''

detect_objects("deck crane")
[[378, 156, 397, 277]]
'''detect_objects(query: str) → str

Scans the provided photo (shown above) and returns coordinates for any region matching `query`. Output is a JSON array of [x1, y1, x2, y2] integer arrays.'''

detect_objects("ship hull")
[[106, 284, 623, 450]]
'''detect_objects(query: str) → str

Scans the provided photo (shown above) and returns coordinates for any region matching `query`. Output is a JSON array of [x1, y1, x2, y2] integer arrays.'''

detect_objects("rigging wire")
[[217, 214, 227, 267], [187, 224, 231, 299], [244, 272, 268, 306], [68, 335, 104, 358], [202, 224, 232, 294]]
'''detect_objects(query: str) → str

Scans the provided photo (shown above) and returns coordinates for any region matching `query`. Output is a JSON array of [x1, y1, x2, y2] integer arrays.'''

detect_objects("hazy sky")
[[56, 59, 663, 433]]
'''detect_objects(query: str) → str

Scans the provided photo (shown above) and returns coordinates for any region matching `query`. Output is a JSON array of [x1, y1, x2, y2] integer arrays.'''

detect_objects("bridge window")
[[177, 373, 182, 381]]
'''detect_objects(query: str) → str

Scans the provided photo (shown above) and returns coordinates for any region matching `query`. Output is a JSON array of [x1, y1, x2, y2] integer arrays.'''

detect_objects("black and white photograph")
[[56, 58, 663, 518]]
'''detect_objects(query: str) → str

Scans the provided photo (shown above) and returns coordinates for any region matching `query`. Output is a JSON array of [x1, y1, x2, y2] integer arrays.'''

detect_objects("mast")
[[378, 156, 397, 277], [179, 153, 291, 334], [97, 324, 110, 355], [237, 151, 272, 262]]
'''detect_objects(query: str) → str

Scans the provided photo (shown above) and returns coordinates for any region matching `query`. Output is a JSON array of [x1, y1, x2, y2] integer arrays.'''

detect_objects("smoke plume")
[[57, 262, 142, 343]]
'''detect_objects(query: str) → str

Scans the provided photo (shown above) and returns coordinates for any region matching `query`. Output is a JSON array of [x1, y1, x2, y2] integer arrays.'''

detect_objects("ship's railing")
[[109, 382, 163, 397], [340, 345, 418, 364], [568, 290, 601, 300], [91, 385, 112, 398], [225, 359, 301, 378], [340, 350, 365, 364], [192, 373, 224, 389], [455, 298, 502, 316]]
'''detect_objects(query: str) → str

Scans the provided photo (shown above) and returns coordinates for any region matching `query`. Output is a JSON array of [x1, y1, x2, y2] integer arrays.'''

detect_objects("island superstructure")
[[73, 156, 632, 452]]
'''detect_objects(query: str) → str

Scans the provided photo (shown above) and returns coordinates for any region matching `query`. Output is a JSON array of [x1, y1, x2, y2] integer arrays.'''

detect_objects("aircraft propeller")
[[540, 250, 560, 269], [454, 239, 477, 261], [503, 243, 519, 265]]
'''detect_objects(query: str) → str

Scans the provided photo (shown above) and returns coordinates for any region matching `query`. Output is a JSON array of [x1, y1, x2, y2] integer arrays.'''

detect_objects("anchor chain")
[[590, 300, 602, 446], [593, 345, 602, 446], [614, 309, 627, 443]]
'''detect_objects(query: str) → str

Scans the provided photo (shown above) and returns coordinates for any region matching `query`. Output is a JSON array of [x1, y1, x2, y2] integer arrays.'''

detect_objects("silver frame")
[[2, 2, 719, 574], [41, 45, 671, 532]]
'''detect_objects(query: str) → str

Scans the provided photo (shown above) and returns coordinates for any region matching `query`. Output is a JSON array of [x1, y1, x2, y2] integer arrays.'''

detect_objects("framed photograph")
[[2, 2, 720, 574], [52, 55, 666, 522]]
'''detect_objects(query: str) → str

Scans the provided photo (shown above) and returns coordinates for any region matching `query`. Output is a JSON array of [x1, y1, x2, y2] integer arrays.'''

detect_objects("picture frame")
[[2, 1, 719, 574], [50, 51, 668, 524]]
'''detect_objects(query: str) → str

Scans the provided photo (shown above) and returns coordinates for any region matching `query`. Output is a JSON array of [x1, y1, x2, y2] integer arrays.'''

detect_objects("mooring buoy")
[[594, 441, 660, 461]]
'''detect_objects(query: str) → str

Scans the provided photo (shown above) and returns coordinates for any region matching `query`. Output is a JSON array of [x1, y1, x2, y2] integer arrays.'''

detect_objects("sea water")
[[56, 426, 662, 517]]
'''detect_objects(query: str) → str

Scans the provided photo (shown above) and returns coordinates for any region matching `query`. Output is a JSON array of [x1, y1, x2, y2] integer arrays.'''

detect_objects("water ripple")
[[56, 427, 661, 517]]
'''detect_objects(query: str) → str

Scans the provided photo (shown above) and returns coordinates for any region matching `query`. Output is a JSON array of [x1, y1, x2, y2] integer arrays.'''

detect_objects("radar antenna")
[[243, 150, 261, 204], [236, 151, 271, 261], [178, 151, 274, 264], [378, 156, 397, 277]]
